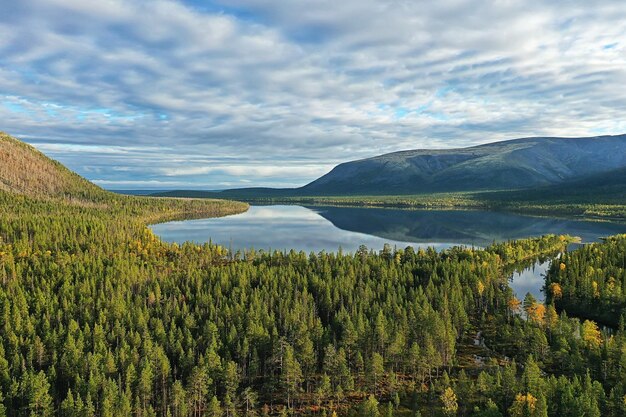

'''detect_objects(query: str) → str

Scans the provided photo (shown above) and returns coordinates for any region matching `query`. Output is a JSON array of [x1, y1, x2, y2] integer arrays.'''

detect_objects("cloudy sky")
[[2, 0, 625, 189]]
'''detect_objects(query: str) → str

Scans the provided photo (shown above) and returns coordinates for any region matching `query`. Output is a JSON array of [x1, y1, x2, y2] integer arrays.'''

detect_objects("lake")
[[151, 204, 626, 300], [152, 204, 626, 252]]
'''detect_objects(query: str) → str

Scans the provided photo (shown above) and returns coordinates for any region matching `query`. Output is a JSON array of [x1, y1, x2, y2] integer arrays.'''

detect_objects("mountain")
[[0, 131, 106, 200], [301, 135, 626, 195]]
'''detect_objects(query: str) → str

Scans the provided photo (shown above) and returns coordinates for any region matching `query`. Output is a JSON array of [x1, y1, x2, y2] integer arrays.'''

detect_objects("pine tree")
[[374, 311, 388, 354], [224, 394, 237, 417], [208, 396, 223, 417], [316, 374, 331, 407], [473, 399, 503, 417], [384, 401, 393, 417], [240, 388, 257, 416], [0, 391, 6, 417], [523, 293, 537, 321], [224, 361, 240, 400], [23, 371, 53, 417], [368, 352, 385, 392], [74, 395, 85, 417], [521, 356, 543, 398], [171, 381, 187, 417], [359, 395, 380, 417], [282, 344, 302, 409], [188, 366, 210, 417], [60, 389, 75, 417], [138, 360, 155, 412], [456, 369, 473, 413], [84, 393, 95, 417]]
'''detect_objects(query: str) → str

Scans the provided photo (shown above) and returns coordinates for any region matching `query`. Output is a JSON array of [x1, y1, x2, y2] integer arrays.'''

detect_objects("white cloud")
[[1, 0, 625, 188], [162, 164, 334, 178]]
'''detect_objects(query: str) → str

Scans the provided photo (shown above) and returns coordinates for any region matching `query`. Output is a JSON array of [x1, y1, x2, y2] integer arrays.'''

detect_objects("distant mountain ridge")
[[301, 135, 626, 195]]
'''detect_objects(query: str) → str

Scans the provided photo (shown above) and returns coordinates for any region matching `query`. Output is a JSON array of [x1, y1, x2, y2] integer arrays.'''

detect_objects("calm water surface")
[[151, 204, 626, 299], [509, 260, 551, 302]]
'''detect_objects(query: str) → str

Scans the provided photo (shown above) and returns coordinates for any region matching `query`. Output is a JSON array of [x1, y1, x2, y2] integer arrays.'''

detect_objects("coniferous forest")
[[1, 134, 626, 417]]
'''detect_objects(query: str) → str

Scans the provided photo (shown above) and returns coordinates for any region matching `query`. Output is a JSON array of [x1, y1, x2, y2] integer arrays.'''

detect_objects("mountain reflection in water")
[[152, 204, 626, 253]]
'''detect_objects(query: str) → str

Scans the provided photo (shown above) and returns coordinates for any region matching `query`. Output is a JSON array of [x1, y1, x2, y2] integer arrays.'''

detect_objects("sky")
[[1, 0, 626, 190]]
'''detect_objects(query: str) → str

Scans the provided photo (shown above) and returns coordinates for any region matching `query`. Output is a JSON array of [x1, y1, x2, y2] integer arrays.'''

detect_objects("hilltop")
[[302, 134, 626, 195], [0, 132, 106, 200]]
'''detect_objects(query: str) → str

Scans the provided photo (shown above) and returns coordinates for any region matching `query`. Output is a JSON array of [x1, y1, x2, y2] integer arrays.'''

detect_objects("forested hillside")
[[545, 234, 626, 327], [1, 133, 626, 417], [477, 166, 626, 206], [0, 133, 106, 201]]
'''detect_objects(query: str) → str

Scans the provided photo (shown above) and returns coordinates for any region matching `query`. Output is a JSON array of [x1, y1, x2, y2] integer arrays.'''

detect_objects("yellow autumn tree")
[[508, 297, 521, 314], [440, 387, 458, 416], [528, 304, 546, 325], [607, 277, 617, 294], [545, 305, 558, 329], [477, 280, 485, 296], [581, 320, 602, 350], [509, 393, 544, 417], [549, 283, 562, 299], [592, 281, 600, 298]]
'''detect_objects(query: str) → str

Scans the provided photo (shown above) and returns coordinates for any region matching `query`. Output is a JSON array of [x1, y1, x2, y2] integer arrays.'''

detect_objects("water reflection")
[[312, 205, 626, 247], [150, 205, 457, 254], [509, 260, 551, 302], [151, 204, 626, 253]]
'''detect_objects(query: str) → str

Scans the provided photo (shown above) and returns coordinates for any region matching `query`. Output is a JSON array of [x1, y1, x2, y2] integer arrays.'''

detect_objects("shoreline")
[[225, 197, 626, 224]]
